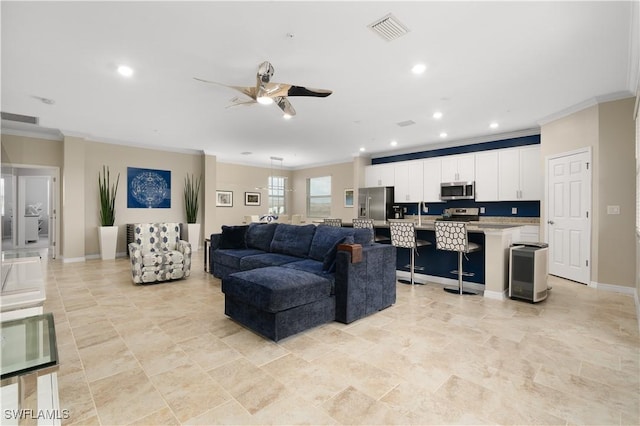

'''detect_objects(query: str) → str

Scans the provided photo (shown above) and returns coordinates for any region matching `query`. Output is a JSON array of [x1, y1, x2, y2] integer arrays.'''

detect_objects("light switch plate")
[[607, 205, 620, 215], [511, 207, 517, 215], [480, 207, 485, 214]]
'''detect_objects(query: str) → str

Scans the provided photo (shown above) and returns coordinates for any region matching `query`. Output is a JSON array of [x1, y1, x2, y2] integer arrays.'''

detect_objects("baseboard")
[[62, 256, 85, 263], [395, 271, 486, 295], [589, 281, 636, 295], [483, 289, 508, 300]]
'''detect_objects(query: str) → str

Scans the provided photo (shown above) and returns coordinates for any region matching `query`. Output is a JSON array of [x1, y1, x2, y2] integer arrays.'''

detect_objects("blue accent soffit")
[[372, 134, 540, 165]]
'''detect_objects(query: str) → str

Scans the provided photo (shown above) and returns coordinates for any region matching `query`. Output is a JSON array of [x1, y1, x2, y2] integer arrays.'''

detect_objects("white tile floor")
[[36, 251, 640, 425]]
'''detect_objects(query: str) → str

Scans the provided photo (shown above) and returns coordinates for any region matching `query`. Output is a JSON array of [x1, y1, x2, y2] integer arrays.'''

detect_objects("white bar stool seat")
[[388, 220, 431, 285], [434, 221, 481, 295]]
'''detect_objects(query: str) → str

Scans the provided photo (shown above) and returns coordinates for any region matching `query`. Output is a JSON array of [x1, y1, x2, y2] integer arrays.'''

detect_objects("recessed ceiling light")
[[411, 63, 427, 74], [117, 65, 134, 77], [257, 96, 274, 105], [359, 147, 366, 152], [390, 140, 398, 147], [489, 122, 499, 129], [283, 114, 292, 120], [432, 111, 443, 119], [439, 132, 448, 138]]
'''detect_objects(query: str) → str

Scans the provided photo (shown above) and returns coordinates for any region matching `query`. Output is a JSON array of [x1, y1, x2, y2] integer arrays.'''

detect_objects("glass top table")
[[1, 313, 58, 381]]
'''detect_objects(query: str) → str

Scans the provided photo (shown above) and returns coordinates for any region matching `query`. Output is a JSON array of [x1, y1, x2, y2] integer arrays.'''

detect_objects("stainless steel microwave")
[[440, 181, 475, 200]]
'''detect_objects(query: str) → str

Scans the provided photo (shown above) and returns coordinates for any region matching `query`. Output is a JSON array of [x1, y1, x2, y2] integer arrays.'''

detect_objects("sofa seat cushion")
[[222, 266, 332, 313], [141, 250, 184, 267], [282, 259, 335, 291], [213, 248, 265, 269], [239, 253, 301, 270], [270, 224, 317, 257]]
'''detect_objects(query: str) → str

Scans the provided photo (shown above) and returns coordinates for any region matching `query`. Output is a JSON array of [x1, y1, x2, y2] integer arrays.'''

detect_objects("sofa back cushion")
[[308, 225, 356, 261], [219, 225, 248, 249], [270, 224, 317, 257], [246, 223, 278, 252], [353, 228, 374, 246]]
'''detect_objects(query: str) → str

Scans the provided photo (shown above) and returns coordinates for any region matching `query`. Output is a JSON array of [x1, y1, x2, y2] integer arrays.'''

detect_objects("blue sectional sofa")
[[209, 223, 397, 341]]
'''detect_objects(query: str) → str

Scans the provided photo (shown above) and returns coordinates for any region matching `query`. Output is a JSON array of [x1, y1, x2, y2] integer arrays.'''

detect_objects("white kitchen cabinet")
[[394, 161, 423, 202], [441, 154, 475, 182], [498, 146, 541, 200], [423, 158, 443, 202], [364, 164, 395, 187], [474, 151, 499, 201]]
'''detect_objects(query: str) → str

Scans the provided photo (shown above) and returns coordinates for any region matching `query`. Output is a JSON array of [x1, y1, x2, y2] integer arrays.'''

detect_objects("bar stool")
[[352, 218, 389, 243], [434, 221, 481, 295], [323, 218, 342, 227], [388, 220, 431, 285]]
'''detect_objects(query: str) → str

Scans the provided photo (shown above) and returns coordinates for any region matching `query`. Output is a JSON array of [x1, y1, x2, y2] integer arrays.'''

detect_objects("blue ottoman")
[[222, 266, 335, 341]]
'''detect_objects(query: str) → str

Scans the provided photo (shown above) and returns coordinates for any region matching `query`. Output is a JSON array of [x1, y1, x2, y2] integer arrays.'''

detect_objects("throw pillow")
[[322, 235, 354, 273], [219, 225, 249, 249]]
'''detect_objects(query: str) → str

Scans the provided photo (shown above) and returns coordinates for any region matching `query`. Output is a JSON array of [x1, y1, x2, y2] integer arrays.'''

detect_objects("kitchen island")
[[351, 219, 527, 300]]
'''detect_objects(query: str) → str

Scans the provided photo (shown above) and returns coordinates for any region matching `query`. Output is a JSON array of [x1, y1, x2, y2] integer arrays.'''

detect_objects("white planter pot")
[[98, 226, 118, 260], [185, 223, 201, 251]]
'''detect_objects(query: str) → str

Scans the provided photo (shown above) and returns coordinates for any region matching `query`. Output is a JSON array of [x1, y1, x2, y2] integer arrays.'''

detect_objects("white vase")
[[186, 223, 201, 251], [98, 225, 118, 260]]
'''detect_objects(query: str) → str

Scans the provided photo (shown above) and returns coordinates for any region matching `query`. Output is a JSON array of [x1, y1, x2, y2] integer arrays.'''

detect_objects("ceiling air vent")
[[368, 13, 410, 41], [396, 120, 416, 127], [1, 112, 39, 125]]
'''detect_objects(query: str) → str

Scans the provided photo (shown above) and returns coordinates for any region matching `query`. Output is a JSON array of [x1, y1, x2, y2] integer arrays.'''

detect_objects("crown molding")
[[537, 91, 635, 126]]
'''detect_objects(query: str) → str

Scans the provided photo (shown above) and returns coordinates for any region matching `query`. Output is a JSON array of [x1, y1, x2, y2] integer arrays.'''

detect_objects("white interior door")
[[546, 149, 591, 284]]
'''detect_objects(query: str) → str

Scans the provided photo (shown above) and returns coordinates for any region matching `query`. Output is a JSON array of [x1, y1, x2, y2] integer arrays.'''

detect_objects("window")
[[307, 176, 331, 218], [268, 175, 286, 215]]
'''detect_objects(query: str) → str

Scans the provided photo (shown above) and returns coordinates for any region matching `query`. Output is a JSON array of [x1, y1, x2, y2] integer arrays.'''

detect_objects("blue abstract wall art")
[[127, 167, 171, 208]]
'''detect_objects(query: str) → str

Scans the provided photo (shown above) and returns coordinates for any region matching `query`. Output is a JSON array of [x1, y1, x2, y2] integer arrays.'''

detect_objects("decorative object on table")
[[216, 190, 233, 207], [183, 174, 202, 251], [244, 192, 261, 206], [194, 61, 332, 118], [98, 165, 120, 260], [260, 214, 278, 223], [323, 218, 342, 227], [127, 167, 171, 208], [344, 189, 354, 207]]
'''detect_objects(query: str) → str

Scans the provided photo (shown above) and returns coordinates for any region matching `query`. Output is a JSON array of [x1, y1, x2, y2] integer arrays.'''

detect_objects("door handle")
[[547, 220, 555, 225]]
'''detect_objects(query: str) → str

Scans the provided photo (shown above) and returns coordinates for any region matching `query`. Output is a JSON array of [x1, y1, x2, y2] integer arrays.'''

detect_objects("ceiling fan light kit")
[[195, 61, 332, 117]]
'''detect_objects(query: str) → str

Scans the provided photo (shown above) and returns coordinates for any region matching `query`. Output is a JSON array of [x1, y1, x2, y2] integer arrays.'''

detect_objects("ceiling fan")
[[194, 61, 332, 118]]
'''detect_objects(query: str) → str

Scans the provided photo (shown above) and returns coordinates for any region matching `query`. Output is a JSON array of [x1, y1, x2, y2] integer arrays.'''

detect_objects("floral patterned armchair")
[[128, 223, 192, 284]]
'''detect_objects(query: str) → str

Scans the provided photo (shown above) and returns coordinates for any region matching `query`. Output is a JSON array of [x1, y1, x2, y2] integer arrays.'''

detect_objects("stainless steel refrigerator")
[[358, 187, 394, 221]]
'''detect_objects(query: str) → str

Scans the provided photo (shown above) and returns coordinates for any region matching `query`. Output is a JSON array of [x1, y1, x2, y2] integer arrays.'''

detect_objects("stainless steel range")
[[439, 207, 479, 222]]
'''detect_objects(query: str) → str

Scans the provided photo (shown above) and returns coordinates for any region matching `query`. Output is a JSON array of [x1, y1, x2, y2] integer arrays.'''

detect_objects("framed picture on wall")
[[216, 190, 233, 207], [344, 188, 354, 207], [244, 192, 261, 206]]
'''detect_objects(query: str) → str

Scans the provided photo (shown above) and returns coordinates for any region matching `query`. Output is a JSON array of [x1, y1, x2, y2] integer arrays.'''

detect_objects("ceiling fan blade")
[[287, 85, 332, 97], [194, 77, 257, 99], [275, 97, 296, 116], [226, 97, 257, 109]]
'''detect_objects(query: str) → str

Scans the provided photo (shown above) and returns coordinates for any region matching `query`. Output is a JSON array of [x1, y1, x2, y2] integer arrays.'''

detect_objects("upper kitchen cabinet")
[[441, 154, 475, 182], [474, 150, 499, 201], [423, 157, 443, 202], [364, 164, 394, 187], [394, 161, 423, 202], [498, 145, 541, 200]]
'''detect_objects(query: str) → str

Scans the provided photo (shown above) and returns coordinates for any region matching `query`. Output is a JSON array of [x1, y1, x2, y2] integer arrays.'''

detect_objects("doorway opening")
[[1, 165, 59, 259]]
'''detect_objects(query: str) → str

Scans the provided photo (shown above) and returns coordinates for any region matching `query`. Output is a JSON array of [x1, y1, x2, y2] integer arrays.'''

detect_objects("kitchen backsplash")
[[399, 199, 540, 218]]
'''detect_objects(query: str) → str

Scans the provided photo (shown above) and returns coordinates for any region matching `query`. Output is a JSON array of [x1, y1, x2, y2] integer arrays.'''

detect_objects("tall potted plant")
[[98, 165, 120, 260], [184, 174, 202, 251]]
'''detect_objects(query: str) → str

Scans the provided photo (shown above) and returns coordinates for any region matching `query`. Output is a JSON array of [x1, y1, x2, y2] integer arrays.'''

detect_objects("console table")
[[1, 313, 61, 426], [1, 256, 45, 322]]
